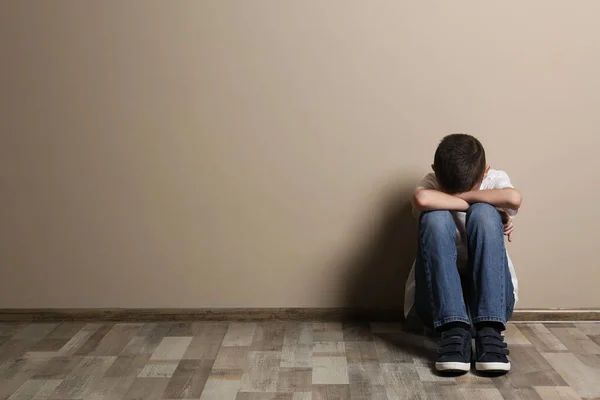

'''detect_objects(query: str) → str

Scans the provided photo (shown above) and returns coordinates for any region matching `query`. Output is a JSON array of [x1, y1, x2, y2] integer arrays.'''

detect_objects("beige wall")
[[1, 1, 599, 309]]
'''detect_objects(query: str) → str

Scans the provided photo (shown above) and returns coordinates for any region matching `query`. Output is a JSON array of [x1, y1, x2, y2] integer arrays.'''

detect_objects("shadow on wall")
[[342, 181, 419, 321]]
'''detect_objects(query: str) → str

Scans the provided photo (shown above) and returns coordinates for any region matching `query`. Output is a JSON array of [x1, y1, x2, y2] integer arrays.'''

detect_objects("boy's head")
[[432, 133, 489, 193]]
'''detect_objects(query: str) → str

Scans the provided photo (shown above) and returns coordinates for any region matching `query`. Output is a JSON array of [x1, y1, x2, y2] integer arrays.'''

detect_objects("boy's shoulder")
[[485, 168, 510, 179], [481, 169, 514, 190], [417, 172, 439, 190]]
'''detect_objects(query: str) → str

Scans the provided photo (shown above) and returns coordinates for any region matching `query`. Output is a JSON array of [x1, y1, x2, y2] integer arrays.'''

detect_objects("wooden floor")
[[1, 322, 600, 399]]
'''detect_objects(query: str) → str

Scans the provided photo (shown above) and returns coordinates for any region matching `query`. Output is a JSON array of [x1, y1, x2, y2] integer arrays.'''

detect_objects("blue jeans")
[[414, 203, 515, 330]]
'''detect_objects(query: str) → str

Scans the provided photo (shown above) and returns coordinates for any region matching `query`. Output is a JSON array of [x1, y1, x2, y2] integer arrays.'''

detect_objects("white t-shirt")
[[403, 169, 519, 318]]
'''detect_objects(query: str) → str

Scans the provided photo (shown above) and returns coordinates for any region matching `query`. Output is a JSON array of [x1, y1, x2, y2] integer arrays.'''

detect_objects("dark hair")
[[433, 133, 486, 193]]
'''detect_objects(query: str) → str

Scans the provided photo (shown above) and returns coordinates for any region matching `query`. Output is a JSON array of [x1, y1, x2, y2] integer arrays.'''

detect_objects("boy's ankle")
[[475, 321, 504, 333], [439, 321, 471, 333]]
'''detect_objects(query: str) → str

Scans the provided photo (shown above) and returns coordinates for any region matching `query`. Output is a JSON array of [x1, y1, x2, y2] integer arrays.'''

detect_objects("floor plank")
[[0, 321, 598, 399], [542, 352, 600, 398]]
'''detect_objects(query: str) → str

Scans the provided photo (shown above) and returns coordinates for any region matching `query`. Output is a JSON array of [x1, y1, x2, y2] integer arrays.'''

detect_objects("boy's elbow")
[[413, 190, 429, 210], [509, 189, 522, 209]]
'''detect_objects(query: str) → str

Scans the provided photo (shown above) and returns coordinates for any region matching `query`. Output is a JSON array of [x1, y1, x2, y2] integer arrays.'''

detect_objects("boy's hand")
[[499, 211, 514, 242], [454, 188, 522, 210]]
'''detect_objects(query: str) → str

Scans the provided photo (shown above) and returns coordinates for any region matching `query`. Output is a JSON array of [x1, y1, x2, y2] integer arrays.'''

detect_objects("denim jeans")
[[414, 203, 515, 330]]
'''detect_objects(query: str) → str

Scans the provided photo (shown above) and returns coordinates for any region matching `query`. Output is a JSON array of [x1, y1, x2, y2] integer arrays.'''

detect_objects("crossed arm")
[[412, 188, 522, 241], [412, 188, 522, 212]]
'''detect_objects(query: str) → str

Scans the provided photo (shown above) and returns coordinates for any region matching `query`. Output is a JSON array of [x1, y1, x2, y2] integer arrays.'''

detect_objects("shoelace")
[[437, 328, 469, 356], [478, 329, 509, 356]]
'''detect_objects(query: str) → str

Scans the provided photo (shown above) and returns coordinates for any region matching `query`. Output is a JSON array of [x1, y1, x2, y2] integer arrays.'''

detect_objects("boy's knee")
[[466, 203, 502, 230], [420, 210, 454, 231]]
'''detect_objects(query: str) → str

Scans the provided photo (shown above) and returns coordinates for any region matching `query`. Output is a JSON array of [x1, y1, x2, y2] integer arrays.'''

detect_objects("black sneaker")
[[475, 327, 511, 372], [435, 327, 472, 373]]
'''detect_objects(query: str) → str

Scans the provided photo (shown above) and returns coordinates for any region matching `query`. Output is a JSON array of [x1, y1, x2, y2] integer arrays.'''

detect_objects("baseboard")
[[1, 308, 599, 323], [0, 308, 398, 323], [511, 309, 600, 322]]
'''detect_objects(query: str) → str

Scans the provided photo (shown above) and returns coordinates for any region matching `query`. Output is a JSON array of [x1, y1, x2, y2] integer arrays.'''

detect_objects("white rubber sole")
[[435, 361, 470, 372], [476, 361, 511, 372]]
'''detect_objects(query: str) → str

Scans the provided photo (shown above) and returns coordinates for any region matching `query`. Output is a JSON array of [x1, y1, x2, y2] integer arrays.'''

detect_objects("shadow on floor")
[[337, 180, 452, 372]]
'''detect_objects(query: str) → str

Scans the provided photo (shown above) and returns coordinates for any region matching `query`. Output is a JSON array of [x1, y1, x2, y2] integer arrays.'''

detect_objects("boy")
[[405, 134, 522, 374]]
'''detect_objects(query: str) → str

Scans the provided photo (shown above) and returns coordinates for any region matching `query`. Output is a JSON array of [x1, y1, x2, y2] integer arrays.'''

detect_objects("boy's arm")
[[412, 189, 470, 212], [456, 188, 522, 210]]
